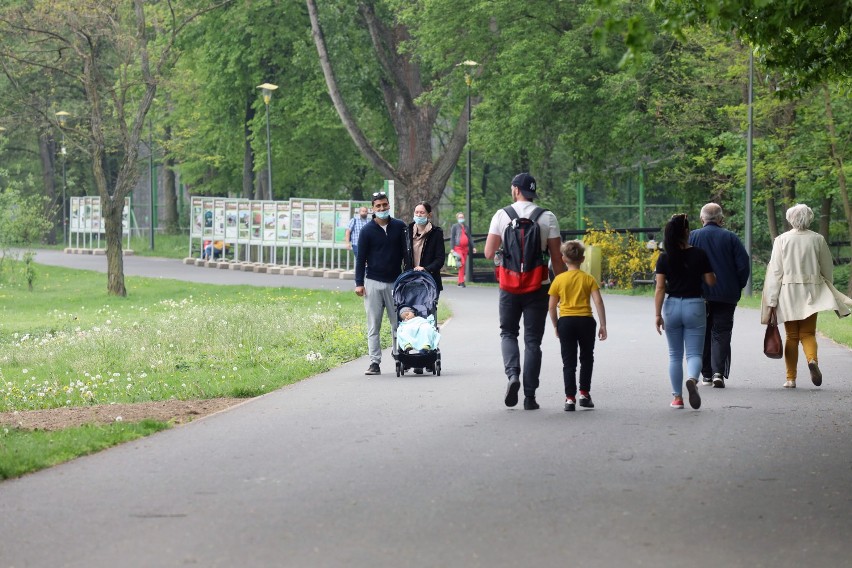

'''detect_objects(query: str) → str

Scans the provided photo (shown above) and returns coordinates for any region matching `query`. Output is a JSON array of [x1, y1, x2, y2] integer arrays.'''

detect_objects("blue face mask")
[[375, 210, 390, 220], [457, 218, 465, 224], [413, 215, 428, 225]]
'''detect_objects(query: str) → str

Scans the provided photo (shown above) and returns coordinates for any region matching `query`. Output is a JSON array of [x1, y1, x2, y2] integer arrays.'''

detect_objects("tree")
[[0, 0, 231, 296]]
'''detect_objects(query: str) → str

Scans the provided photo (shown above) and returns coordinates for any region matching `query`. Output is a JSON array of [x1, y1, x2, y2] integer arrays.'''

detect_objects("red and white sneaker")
[[670, 397, 684, 409]]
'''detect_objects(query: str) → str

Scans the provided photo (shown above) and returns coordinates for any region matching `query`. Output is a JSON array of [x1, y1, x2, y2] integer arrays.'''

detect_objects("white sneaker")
[[783, 380, 796, 389]]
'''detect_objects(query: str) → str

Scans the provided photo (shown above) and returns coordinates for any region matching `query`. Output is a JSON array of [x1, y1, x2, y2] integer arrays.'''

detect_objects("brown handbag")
[[763, 310, 783, 359]]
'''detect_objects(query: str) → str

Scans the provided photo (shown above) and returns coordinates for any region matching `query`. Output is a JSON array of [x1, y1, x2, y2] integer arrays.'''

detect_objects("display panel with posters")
[[290, 199, 303, 242], [213, 199, 225, 239], [319, 201, 335, 247], [262, 201, 277, 243], [238, 200, 250, 241], [250, 201, 263, 244], [121, 197, 131, 236], [83, 197, 93, 232], [302, 200, 319, 245], [225, 200, 239, 240], [191, 198, 204, 237]]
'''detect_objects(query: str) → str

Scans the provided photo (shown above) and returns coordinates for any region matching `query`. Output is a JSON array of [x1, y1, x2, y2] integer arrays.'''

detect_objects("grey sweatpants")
[[364, 278, 398, 365]]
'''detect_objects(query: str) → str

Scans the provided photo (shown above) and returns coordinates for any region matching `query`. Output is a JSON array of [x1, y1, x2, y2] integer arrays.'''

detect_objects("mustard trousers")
[[783, 313, 818, 380]]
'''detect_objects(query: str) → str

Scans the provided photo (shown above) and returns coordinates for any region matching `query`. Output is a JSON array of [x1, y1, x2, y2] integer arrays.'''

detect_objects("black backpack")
[[496, 206, 549, 294]]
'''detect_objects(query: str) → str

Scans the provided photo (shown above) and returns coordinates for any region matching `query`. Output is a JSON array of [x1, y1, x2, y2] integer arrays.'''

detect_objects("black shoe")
[[523, 396, 540, 410], [685, 378, 701, 409], [413, 367, 424, 375], [564, 397, 576, 412], [365, 362, 380, 375], [578, 393, 594, 408], [458, 282, 466, 287], [712, 373, 725, 388], [504, 376, 520, 407]]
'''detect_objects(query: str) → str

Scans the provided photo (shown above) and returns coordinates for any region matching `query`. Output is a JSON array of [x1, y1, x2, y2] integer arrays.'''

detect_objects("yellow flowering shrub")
[[583, 222, 659, 289]]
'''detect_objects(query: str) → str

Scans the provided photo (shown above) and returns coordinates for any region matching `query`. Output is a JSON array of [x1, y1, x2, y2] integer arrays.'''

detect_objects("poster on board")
[[263, 201, 277, 242], [225, 200, 239, 240], [238, 200, 250, 240], [70, 197, 80, 231], [290, 199, 303, 242], [250, 201, 263, 243], [202, 199, 214, 237], [334, 201, 351, 246], [213, 199, 225, 238], [319, 201, 335, 245], [303, 200, 319, 244], [91, 198, 102, 233], [122, 197, 130, 236], [191, 198, 204, 237], [276, 201, 290, 244]]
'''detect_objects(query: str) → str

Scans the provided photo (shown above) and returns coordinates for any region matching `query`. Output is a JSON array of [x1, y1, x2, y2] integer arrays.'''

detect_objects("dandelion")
[[22, 369, 28, 374], [115, 416, 123, 422]]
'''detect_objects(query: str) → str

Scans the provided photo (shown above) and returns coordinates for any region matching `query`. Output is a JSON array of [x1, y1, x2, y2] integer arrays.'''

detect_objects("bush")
[[583, 222, 659, 288]]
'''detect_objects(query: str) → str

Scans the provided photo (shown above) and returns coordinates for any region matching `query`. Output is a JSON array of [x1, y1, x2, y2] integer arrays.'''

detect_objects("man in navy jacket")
[[355, 192, 409, 375], [688, 203, 750, 388]]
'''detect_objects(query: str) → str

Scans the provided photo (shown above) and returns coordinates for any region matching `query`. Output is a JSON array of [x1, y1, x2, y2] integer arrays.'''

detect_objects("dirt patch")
[[0, 398, 246, 431]]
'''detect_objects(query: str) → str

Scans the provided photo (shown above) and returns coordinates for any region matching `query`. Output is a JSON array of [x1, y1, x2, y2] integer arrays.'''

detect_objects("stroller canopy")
[[393, 270, 438, 318]]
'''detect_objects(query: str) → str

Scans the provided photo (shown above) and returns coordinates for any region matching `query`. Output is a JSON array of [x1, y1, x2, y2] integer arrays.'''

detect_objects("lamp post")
[[458, 60, 478, 284], [257, 83, 278, 200], [56, 111, 71, 247]]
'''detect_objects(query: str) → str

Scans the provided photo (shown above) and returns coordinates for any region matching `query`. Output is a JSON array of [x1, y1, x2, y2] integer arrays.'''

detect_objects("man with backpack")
[[484, 172, 567, 410]]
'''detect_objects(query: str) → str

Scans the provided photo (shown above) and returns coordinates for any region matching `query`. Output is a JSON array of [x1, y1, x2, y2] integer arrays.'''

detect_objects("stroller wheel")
[[436, 361, 441, 376], [396, 361, 401, 377]]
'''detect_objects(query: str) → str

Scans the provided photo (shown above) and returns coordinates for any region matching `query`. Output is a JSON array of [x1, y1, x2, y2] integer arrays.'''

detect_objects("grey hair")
[[786, 203, 814, 230], [700, 203, 724, 224]]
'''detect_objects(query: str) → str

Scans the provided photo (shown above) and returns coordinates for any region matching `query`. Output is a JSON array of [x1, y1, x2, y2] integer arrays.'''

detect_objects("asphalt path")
[[1, 250, 851, 567]]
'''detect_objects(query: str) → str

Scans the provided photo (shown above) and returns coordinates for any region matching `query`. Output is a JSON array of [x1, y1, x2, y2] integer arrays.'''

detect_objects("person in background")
[[355, 193, 409, 376], [760, 203, 852, 388], [654, 214, 716, 410], [548, 240, 607, 411], [202, 240, 224, 260], [345, 206, 370, 258], [688, 203, 750, 389], [405, 200, 445, 374], [450, 211, 476, 287]]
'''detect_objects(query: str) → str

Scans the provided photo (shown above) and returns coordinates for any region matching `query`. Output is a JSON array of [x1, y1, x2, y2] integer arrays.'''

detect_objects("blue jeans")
[[663, 297, 706, 396]]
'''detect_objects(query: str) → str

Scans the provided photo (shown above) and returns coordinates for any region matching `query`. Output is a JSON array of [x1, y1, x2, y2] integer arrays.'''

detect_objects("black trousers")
[[702, 301, 737, 379], [498, 287, 548, 397], [557, 316, 597, 397]]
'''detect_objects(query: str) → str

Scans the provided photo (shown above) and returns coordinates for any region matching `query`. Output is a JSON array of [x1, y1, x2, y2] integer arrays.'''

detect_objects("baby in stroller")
[[392, 270, 442, 376], [397, 306, 440, 352]]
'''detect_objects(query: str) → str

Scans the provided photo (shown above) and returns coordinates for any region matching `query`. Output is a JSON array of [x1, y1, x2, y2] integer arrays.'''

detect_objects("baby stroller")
[[392, 270, 442, 376]]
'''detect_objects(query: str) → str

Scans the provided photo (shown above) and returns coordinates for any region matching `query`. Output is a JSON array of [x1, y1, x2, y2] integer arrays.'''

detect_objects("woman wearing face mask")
[[407, 201, 446, 298], [450, 212, 476, 287]]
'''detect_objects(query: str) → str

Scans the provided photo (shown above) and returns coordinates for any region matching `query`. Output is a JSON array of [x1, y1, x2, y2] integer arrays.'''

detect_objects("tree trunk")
[[38, 133, 59, 245], [766, 196, 779, 240], [306, 0, 471, 223], [162, 125, 180, 234], [818, 196, 831, 240], [242, 96, 255, 199], [103, 197, 127, 297], [822, 85, 852, 295]]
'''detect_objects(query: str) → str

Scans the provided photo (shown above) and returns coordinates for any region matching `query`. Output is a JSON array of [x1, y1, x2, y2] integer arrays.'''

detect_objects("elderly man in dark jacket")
[[688, 203, 750, 388]]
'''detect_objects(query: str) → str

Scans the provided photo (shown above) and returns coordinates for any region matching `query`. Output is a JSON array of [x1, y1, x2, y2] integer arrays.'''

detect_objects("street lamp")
[[56, 111, 71, 247], [457, 60, 478, 284], [257, 83, 278, 200]]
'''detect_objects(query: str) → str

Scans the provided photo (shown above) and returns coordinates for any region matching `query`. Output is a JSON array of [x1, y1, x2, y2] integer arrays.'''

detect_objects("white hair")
[[785, 203, 814, 230], [700, 203, 724, 224]]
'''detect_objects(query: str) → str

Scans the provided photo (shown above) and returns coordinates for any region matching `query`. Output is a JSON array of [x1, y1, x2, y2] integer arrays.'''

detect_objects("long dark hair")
[[663, 214, 690, 262]]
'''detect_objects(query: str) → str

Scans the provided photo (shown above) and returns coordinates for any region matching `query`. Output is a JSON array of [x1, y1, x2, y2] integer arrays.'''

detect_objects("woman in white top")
[[761, 203, 852, 388]]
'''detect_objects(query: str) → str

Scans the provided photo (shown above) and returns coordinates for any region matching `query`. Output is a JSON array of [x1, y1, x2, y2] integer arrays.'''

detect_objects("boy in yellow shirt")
[[548, 240, 607, 411]]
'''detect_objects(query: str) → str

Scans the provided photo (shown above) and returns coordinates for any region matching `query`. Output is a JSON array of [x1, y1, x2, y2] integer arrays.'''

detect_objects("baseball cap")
[[511, 172, 537, 198]]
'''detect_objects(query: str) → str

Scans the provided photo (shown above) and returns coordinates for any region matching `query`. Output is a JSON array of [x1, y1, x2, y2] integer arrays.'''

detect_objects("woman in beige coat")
[[761, 204, 852, 388]]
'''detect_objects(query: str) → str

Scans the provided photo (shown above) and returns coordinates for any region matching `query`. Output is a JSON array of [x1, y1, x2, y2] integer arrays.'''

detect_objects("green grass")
[[128, 233, 190, 260], [1, 260, 447, 477], [0, 420, 169, 479]]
